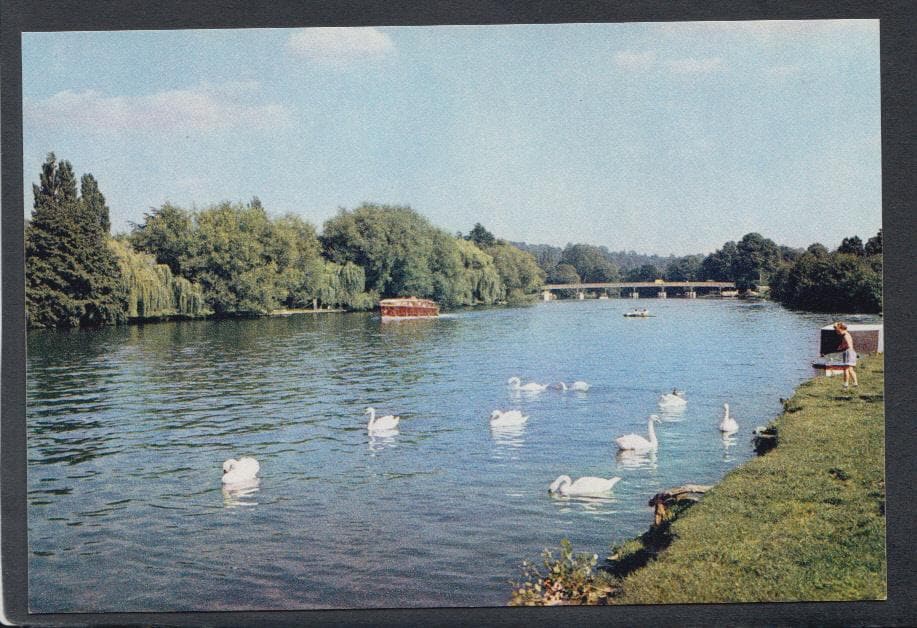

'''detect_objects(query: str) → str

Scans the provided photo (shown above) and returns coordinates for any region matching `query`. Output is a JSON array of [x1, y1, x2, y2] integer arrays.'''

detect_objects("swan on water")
[[549, 475, 621, 497], [490, 409, 529, 427], [559, 381, 591, 392], [222, 456, 260, 484], [507, 377, 548, 392], [365, 407, 400, 432], [658, 389, 687, 407], [615, 415, 660, 451], [719, 403, 738, 433]]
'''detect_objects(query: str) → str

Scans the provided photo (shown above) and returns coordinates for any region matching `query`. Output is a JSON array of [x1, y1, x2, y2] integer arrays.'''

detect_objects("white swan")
[[507, 377, 548, 392], [719, 403, 738, 433], [658, 389, 687, 407], [615, 415, 660, 451], [559, 381, 591, 392], [222, 456, 260, 484], [490, 409, 528, 427], [549, 475, 621, 497], [365, 407, 400, 432]]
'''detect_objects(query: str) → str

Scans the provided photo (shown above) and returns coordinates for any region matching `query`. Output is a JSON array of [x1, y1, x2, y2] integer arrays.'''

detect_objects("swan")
[[507, 377, 548, 392], [549, 475, 621, 497], [365, 407, 400, 432], [222, 456, 259, 484], [559, 381, 590, 392], [719, 403, 738, 433], [615, 415, 660, 451], [490, 409, 528, 427], [658, 389, 687, 407]]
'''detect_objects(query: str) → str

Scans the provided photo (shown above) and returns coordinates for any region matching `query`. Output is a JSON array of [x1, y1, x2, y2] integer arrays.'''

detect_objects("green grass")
[[607, 356, 886, 604]]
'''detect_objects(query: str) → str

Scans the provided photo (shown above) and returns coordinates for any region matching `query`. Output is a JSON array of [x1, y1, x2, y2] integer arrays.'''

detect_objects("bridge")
[[541, 281, 738, 300]]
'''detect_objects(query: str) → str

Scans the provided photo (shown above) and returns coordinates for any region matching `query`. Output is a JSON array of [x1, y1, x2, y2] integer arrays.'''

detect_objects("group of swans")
[[507, 377, 590, 393]]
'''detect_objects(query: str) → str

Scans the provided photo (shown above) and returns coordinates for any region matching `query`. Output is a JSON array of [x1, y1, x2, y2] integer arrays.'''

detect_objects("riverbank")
[[511, 355, 886, 604]]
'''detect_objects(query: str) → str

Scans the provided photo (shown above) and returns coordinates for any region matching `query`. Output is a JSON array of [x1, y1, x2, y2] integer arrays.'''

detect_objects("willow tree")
[[485, 241, 545, 302], [109, 239, 207, 319], [25, 153, 127, 327]]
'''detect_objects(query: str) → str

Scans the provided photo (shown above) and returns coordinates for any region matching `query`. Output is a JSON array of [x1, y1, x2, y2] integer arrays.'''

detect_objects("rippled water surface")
[[27, 299, 868, 611]]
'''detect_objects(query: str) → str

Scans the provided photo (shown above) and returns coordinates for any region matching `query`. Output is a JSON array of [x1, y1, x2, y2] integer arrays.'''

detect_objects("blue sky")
[[22, 20, 881, 255]]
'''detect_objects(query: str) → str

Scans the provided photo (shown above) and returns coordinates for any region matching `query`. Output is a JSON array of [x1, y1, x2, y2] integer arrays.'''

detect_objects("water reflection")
[[721, 432, 738, 461], [615, 448, 658, 471], [657, 404, 686, 422], [221, 479, 260, 508], [489, 423, 526, 448], [368, 429, 399, 453], [550, 493, 618, 513]]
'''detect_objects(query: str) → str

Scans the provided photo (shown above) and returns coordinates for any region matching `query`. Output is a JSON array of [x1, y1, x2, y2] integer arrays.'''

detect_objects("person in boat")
[[833, 321, 859, 389]]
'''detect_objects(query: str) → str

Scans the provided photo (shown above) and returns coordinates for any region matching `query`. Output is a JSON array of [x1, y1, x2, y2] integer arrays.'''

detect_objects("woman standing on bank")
[[834, 322, 859, 389]]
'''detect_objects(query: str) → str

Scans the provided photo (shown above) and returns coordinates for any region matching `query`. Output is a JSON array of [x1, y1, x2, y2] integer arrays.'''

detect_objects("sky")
[[22, 20, 881, 256]]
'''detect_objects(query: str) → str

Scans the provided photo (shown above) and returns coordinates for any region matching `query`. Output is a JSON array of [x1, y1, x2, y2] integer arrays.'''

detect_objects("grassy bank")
[[511, 356, 886, 604]]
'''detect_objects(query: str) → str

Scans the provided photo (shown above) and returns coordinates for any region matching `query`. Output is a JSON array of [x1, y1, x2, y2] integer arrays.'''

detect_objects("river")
[[27, 299, 873, 611]]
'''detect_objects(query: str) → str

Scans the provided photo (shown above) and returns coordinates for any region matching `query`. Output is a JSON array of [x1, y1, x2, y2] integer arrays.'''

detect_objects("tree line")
[[509, 231, 881, 313], [25, 155, 546, 328], [25, 154, 881, 328]]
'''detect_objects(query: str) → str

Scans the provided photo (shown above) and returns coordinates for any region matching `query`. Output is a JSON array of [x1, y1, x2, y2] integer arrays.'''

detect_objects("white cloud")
[[613, 50, 657, 71], [666, 57, 723, 74], [286, 27, 394, 63], [24, 83, 292, 132]]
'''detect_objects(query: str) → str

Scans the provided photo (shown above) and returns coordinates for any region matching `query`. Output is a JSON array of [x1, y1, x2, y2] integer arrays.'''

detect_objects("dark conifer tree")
[[26, 153, 127, 327]]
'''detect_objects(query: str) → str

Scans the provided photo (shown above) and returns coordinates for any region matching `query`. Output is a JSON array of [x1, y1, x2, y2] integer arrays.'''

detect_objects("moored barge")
[[379, 297, 440, 320]]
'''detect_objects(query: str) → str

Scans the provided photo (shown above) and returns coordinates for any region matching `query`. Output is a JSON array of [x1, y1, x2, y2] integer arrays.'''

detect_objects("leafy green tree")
[[665, 255, 703, 281], [865, 230, 882, 256], [466, 222, 496, 248], [108, 239, 207, 318], [129, 203, 197, 276], [560, 244, 619, 283], [838, 236, 865, 257], [625, 264, 661, 282], [26, 153, 127, 327], [769, 249, 881, 313], [733, 232, 780, 290], [699, 241, 737, 281], [486, 242, 545, 302], [806, 243, 829, 257], [547, 263, 581, 299]]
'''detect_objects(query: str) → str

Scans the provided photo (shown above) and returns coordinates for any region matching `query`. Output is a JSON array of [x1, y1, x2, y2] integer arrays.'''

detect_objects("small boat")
[[624, 309, 651, 317], [379, 297, 439, 320]]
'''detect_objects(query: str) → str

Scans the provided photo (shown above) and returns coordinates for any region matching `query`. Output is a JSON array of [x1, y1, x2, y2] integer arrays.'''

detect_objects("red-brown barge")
[[379, 297, 440, 319]]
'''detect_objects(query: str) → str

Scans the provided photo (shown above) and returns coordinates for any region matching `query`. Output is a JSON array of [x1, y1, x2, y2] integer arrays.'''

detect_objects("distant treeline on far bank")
[[25, 154, 882, 329]]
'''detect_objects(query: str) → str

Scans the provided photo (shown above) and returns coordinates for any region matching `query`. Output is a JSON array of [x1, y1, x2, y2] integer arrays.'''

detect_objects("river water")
[[27, 299, 871, 611]]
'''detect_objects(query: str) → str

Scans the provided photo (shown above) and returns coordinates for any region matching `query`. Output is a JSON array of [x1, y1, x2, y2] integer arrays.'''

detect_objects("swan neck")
[[648, 418, 657, 443], [367, 409, 376, 427]]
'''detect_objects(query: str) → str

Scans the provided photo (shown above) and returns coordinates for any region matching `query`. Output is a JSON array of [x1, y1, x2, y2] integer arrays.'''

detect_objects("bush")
[[509, 539, 616, 605]]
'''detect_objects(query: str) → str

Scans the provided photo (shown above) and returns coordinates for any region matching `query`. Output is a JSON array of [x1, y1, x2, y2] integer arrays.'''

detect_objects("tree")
[[547, 263, 581, 299], [838, 236, 865, 257], [865, 230, 882, 256], [699, 241, 737, 281], [26, 153, 127, 327], [80, 174, 111, 233], [806, 243, 829, 257], [130, 203, 197, 276], [733, 232, 780, 290], [560, 244, 619, 283], [486, 242, 545, 302], [625, 264, 661, 282], [466, 222, 496, 248], [665, 255, 703, 281]]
